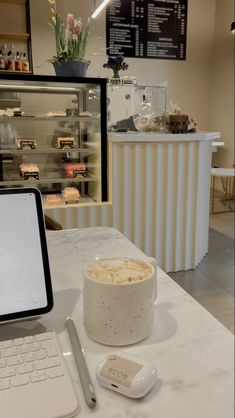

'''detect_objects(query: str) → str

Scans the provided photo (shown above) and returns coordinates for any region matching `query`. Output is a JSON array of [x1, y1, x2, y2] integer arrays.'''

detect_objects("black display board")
[[106, 0, 187, 60]]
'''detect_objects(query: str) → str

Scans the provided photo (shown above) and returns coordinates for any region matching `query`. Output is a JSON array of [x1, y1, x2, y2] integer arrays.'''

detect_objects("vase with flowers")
[[48, 0, 93, 76], [103, 55, 129, 85]]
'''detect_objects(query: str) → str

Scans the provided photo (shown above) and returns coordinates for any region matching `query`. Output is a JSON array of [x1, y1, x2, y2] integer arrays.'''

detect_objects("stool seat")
[[211, 168, 235, 177], [211, 167, 234, 214]]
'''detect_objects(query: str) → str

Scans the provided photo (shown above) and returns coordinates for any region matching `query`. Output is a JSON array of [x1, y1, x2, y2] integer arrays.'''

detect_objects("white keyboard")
[[0, 331, 80, 418]]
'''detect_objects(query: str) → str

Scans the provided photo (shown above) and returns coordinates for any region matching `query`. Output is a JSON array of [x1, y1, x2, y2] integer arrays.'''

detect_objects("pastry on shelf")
[[0, 108, 24, 117], [62, 187, 80, 204], [79, 111, 92, 117], [46, 111, 66, 117], [64, 162, 86, 178], [56, 137, 74, 149], [16, 138, 37, 149], [19, 163, 39, 180], [46, 194, 62, 206]]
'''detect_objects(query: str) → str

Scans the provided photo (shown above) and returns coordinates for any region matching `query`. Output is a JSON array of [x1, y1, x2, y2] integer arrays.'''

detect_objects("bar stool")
[[211, 167, 235, 214], [44, 214, 63, 230]]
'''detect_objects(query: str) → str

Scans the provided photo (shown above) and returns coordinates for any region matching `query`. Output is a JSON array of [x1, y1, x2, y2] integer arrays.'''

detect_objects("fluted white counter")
[[46, 131, 220, 272]]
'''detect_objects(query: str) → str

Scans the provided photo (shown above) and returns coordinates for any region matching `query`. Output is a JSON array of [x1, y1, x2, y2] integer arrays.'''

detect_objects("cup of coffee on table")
[[83, 257, 157, 346]]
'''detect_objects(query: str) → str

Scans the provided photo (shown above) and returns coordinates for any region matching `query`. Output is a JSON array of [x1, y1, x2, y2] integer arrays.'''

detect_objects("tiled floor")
[[169, 214, 234, 334]]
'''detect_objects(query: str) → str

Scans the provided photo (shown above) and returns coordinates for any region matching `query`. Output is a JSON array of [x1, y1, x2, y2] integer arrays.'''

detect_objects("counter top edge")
[[109, 131, 221, 142]]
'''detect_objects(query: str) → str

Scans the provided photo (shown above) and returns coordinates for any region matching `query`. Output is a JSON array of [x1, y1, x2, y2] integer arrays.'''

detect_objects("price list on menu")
[[106, 0, 188, 60]]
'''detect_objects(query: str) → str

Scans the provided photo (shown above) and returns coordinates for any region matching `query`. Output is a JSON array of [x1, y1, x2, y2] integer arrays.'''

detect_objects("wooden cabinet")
[[0, 0, 32, 73]]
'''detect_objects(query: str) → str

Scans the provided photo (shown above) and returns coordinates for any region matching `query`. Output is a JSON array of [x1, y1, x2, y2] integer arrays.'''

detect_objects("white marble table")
[[2, 227, 234, 418]]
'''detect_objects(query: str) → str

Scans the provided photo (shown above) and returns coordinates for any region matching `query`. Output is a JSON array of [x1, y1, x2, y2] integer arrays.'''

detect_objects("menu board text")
[[106, 0, 188, 60]]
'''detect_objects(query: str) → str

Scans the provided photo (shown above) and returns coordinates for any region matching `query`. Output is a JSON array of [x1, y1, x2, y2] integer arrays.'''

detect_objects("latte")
[[85, 257, 152, 284]]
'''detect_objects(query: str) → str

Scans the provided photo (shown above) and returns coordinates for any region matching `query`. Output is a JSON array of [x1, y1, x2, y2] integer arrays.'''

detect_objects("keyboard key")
[[11, 375, 29, 387], [8, 356, 23, 366], [18, 345, 29, 354], [0, 378, 10, 390], [24, 352, 35, 362], [47, 366, 64, 379], [0, 359, 6, 368], [24, 336, 34, 344], [36, 350, 46, 360], [0, 367, 16, 379], [30, 371, 47, 383], [18, 363, 34, 374], [0, 340, 12, 350], [14, 338, 23, 346], [35, 357, 61, 371], [30, 343, 40, 352], [2, 348, 18, 358], [41, 341, 58, 357]]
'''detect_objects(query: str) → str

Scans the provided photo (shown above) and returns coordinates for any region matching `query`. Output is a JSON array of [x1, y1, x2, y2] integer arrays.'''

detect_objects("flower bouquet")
[[103, 55, 129, 85], [48, 0, 93, 76]]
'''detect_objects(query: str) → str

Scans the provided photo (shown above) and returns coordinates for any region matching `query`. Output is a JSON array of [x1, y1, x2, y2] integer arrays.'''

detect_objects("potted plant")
[[103, 55, 129, 85], [48, 0, 93, 76]]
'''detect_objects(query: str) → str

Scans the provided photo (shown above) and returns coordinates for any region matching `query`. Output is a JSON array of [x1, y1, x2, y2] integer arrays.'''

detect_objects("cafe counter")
[[46, 131, 221, 272]]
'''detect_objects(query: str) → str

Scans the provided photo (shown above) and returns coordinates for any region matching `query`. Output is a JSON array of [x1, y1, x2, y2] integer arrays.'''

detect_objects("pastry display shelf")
[[0, 147, 97, 156], [42, 194, 95, 209], [0, 173, 97, 187], [0, 115, 94, 122]]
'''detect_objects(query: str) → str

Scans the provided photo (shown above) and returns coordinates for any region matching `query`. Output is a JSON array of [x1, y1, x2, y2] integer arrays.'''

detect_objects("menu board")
[[106, 0, 187, 60]]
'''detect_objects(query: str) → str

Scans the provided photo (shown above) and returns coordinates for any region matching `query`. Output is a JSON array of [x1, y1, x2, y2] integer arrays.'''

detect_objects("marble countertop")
[[2, 227, 233, 418], [109, 131, 221, 142]]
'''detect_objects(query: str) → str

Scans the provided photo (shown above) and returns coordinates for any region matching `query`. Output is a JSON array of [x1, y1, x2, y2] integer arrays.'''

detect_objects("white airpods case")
[[96, 352, 157, 398]]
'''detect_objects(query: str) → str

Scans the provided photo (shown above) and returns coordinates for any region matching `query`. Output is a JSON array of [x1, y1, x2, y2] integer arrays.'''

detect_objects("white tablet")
[[0, 187, 53, 323]]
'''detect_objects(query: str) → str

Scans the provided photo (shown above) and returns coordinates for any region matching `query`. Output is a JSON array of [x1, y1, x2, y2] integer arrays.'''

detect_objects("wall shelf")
[[0, 0, 32, 72], [0, 0, 26, 4], [0, 32, 30, 40]]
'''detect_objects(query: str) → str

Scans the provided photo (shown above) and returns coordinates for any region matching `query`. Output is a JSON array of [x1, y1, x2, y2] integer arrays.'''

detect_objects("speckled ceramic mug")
[[83, 257, 157, 346]]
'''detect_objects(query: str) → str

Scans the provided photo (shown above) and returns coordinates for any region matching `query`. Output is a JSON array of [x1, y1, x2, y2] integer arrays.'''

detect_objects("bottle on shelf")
[[15, 51, 22, 71], [0, 44, 7, 70], [22, 52, 29, 72], [0, 49, 5, 70], [7, 48, 15, 71]]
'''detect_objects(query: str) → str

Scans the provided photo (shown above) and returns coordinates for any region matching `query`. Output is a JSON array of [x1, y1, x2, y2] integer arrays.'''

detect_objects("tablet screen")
[[0, 188, 53, 322]]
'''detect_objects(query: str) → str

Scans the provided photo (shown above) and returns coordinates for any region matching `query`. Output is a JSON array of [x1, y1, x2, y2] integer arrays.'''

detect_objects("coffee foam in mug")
[[85, 257, 152, 284]]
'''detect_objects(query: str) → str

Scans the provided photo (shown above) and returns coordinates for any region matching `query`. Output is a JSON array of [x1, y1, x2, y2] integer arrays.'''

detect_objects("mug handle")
[[147, 257, 157, 303]]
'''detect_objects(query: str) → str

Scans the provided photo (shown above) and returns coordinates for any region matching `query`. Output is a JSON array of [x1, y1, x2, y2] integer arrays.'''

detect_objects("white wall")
[[210, 0, 234, 168], [29, 0, 233, 166]]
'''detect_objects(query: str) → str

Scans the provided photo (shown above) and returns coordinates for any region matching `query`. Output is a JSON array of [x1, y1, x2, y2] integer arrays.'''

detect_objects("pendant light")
[[91, 0, 111, 19]]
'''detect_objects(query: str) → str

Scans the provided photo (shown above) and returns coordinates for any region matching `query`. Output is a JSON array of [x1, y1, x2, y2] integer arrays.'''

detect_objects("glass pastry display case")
[[0, 75, 108, 207]]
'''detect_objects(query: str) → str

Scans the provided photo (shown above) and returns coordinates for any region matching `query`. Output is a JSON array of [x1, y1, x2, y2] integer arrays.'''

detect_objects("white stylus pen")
[[65, 317, 97, 408]]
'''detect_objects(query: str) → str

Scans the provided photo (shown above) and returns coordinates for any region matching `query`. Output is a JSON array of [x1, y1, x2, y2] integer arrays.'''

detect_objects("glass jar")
[[133, 95, 154, 132], [133, 85, 167, 132]]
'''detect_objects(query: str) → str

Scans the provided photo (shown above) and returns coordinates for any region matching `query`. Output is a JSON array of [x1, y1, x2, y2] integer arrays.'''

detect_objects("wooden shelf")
[[0, 0, 26, 5], [0, 32, 30, 40], [0, 69, 32, 73]]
